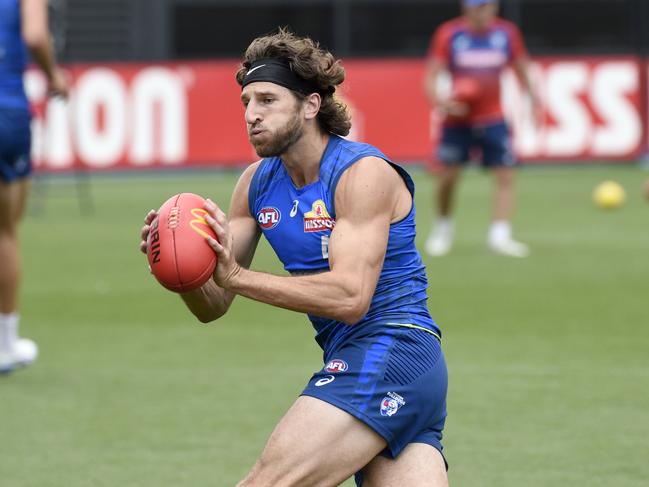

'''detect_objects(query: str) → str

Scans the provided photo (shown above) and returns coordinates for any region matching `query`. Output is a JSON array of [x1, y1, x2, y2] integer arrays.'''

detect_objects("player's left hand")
[[139, 209, 158, 255], [203, 198, 241, 288]]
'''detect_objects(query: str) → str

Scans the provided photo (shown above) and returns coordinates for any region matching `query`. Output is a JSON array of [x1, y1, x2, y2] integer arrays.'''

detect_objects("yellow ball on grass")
[[593, 181, 626, 210]]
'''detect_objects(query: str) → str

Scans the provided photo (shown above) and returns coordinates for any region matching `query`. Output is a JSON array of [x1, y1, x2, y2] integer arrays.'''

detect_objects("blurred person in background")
[[424, 0, 539, 257], [0, 0, 67, 373]]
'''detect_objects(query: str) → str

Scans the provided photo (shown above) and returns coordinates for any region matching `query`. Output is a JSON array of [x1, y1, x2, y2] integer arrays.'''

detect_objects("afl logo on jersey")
[[324, 359, 348, 373], [257, 207, 281, 229]]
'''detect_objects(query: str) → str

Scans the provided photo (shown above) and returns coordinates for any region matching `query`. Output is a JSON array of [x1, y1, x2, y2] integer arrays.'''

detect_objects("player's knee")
[[0, 207, 19, 234], [494, 167, 515, 185]]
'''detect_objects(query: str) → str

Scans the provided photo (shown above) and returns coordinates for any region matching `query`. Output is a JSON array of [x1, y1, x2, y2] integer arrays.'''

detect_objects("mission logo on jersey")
[[257, 207, 281, 229], [304, 199, 335, 233]]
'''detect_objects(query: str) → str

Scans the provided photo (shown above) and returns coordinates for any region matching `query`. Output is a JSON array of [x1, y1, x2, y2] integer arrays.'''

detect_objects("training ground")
[[1, 164, 647, 486]]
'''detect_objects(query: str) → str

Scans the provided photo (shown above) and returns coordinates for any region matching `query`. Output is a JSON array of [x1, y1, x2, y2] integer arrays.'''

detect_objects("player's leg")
[[426, 125, 470, 256], [0, 179, 34, 372], [237, 395, 387, 487], [436, 165, 462, 218], [240, 326, 448, 486], [0, 178, 36, 372], [0, 108, 37, 373], [0, 178, 30, 312], [360, 443, 448, 487], [479, 122, 529, 257], [493, 165, 514, 222]]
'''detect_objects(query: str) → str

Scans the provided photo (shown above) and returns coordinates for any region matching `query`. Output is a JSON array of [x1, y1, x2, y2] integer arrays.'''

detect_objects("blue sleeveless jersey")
[[0, 0, 29, 110], [248, 135, 441, 352]]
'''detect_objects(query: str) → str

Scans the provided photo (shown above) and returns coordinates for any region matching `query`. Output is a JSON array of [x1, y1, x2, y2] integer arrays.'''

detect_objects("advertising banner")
[[27, 57, 646, 171]]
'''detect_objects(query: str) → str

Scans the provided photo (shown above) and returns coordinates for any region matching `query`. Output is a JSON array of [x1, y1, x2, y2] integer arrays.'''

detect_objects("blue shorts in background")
[[437, 120, 515, 168], [301, 325, 448, 485], [0, 107, 32, 182]]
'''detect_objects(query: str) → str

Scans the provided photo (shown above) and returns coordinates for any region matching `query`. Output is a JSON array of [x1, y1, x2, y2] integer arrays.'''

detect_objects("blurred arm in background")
[[424, 58, 469, 118], [20, 0, 67, 97], [512, 57, 542, 126]]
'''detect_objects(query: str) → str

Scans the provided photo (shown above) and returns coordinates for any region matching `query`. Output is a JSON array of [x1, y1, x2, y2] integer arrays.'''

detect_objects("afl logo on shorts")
[[324, 359, 348, 373], [380, 392, 406, 417], [257, 207, 281, 229]]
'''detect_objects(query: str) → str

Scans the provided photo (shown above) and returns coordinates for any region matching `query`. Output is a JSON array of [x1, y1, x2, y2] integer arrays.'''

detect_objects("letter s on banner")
[[545, 62, 591, 157], [591, 61, 642, 157]]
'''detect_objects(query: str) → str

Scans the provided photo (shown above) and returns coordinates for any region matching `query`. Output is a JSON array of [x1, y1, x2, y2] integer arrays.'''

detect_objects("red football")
[[451, 76, 481, 104], [147, 193, 217, 293]]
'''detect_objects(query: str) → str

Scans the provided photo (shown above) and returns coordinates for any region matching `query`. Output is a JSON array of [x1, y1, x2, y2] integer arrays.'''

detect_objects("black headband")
[[241, 58, 327, 95]]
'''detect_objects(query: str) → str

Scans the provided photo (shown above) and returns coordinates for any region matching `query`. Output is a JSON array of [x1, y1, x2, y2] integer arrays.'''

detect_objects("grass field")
[[1, 165, 648, 486]]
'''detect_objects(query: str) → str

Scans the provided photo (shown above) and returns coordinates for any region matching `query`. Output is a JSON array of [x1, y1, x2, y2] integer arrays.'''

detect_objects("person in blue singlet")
[[0, 0, 68, 374], [140, 28, 449, 486]]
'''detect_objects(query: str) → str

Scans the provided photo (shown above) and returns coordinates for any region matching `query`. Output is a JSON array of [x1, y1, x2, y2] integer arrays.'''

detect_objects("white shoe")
[[488, 238, 530, 258], [425, 225, 453, 256], [0, 338, 38, 374]]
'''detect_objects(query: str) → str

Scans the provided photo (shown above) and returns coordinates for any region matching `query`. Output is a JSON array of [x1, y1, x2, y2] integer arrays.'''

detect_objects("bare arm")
[[512, 57, 541, 124], [180, 163, 261, 322], [512, 58, 537, 100], [205, 157, 409, 325], [20, 0, 67, 96], [424, 59, 445, 108]]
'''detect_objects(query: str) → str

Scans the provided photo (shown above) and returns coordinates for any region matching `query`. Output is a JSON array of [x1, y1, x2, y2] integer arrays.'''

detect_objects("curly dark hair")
[[235, 28, 352, 137]]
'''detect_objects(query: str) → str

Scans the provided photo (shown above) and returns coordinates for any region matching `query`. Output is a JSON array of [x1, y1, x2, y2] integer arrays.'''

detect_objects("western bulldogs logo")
[[304, 199, 335, 233], [380, 392, 406, 417], [324, 359, 348, 373], [257, 207, 281, 229]]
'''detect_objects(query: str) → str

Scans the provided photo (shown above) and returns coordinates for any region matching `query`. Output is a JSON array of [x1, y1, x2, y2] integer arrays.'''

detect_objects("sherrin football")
[[451, 76, 481, 105], [147, 193, 217, 293]]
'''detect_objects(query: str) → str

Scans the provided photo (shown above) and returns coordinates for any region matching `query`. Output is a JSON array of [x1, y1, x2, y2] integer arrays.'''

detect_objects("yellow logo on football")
[[189, 208, 212, 239]]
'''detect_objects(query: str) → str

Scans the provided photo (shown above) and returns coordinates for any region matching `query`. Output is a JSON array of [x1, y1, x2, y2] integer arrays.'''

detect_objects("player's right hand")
[[203, 198, 241, 289], [139, 210, 158, 254]]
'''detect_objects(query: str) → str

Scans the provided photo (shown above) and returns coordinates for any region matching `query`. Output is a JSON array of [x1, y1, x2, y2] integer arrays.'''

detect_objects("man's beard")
[[250, 111, 304, 158]]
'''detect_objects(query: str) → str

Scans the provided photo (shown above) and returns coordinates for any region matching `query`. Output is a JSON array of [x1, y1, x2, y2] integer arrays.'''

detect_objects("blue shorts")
[[437, 121, 515, 167], [0, 108, 32, 182], [301, 325, 448, 483]]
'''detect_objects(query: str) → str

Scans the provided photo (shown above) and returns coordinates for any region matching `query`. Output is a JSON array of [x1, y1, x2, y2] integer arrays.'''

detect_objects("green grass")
[[1, 165, 648, 486]]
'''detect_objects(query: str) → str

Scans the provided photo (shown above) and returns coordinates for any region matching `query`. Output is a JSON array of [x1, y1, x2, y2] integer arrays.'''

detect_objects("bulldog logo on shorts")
[[380, 392, 406, 417]]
